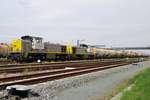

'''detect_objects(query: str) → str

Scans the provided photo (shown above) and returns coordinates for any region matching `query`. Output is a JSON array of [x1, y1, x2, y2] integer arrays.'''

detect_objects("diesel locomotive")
[[10, 35, 94, 62]]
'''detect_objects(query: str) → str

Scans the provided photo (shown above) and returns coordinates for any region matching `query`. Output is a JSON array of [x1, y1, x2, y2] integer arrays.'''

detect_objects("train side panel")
[[11, 39, 23, 53]]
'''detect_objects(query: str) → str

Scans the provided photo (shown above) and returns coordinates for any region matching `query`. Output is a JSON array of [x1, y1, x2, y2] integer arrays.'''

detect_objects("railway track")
[[0, 59, 130, 68], [0, 60, 103, 67], [0, 60, 136, 88], [0, 60, 127, 73]]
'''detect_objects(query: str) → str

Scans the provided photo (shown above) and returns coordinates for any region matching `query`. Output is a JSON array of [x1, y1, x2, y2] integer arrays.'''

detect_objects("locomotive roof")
[[21, 35, 43, 40]]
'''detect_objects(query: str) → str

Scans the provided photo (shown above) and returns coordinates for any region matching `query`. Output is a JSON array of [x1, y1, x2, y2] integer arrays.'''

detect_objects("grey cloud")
[[0, 0, 150, 49]]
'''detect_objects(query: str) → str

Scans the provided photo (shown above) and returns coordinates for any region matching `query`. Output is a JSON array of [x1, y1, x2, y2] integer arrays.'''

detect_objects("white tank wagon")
[[87, 47, 146, 58], [94, 48, 123, 58]]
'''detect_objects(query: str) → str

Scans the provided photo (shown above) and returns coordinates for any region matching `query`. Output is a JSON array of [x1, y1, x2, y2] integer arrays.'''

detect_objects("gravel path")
[[23, 60, 150, 100]]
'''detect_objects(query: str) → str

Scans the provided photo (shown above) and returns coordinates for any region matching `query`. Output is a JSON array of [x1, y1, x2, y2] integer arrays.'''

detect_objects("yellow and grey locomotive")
[[10, 35, 90, 62]]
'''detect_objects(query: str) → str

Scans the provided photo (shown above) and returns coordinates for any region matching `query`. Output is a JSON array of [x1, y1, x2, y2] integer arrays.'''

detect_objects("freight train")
[[0, 35, 147, 62]]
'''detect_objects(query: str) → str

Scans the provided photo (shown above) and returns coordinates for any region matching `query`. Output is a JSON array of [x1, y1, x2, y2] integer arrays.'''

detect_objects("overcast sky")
[[0, 0, 150, 47]]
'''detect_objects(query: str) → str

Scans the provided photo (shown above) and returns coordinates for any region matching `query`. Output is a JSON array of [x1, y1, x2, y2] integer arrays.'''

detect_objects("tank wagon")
[[10, 35, 145, 62], [0, 43, 10, 58]]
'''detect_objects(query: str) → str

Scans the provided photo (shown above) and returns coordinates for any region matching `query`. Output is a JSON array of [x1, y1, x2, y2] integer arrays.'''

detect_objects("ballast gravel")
[[20, 60, 150, 100]]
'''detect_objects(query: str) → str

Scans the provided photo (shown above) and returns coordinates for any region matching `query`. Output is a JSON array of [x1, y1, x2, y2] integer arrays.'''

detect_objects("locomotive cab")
[[21, 36, 44, 50]]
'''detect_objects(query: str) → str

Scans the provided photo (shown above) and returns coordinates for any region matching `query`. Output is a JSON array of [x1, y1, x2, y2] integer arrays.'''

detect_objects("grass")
[[105, 79, 129, 100], [120, 68, 150, 100]]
